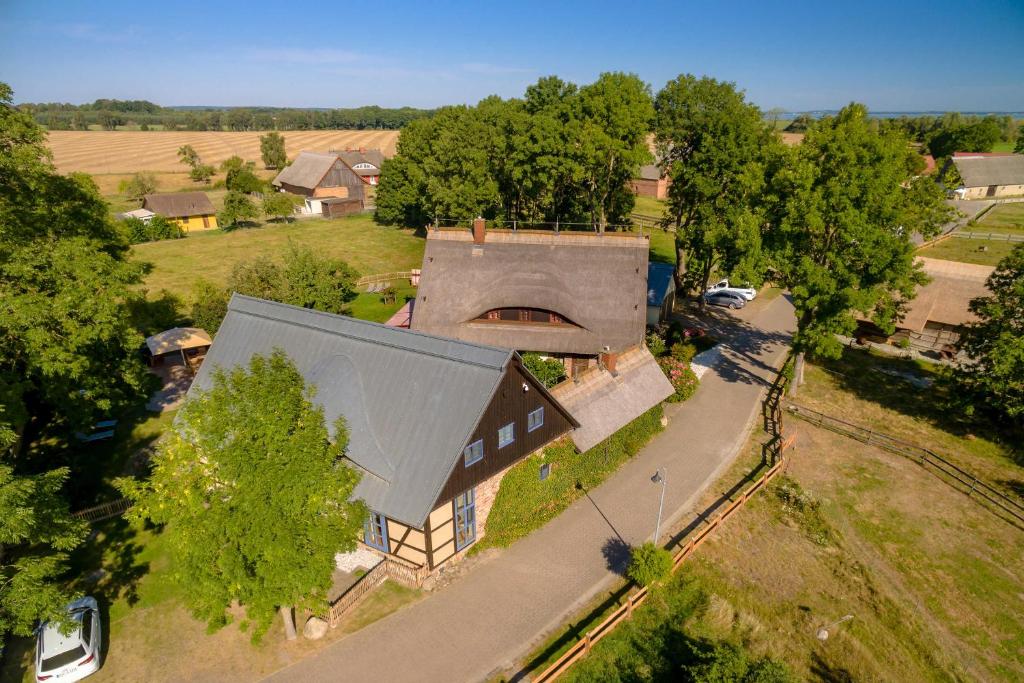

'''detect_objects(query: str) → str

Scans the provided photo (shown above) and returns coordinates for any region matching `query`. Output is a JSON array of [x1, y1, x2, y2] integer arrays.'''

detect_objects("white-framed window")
[[363, 512, 388, 552], [527, 407, 544, 432], [464, 439, 484, 466], [498, 422, 515, 448]]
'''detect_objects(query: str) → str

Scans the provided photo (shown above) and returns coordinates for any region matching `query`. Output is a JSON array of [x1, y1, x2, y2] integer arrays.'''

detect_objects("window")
[[81, 610, 93, 646], [363, 512, 388, 552], [498, 422, 515, 448], [464, 439, 484, 467], [454, 489, 476, 550], [527, 407, 544, 432]]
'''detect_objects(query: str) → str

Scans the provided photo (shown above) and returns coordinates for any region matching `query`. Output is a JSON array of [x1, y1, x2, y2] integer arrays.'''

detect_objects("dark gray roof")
[[637, 163, 662, 181], [142, 192, 215, 218], [411, 230, 650, 355], [337, 149, 385, 176], [647, 262, 674, 306], [190, 294, 514, 527], [272, 151, 341, 190], [952, 154, 1024, 188]]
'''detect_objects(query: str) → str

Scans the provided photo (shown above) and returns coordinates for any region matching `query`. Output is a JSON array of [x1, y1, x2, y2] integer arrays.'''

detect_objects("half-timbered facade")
[[191, 295, 577, 571]]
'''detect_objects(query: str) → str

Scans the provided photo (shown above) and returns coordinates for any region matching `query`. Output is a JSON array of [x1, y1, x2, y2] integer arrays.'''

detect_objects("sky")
[[1, 0, 1022, 112]]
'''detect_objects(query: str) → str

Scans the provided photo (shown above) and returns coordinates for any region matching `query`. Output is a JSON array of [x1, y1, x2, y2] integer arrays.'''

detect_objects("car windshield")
[[41, 644, 87, 671]]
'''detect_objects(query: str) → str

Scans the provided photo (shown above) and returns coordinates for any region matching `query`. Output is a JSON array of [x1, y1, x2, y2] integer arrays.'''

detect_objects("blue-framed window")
[[463, 439, 484, 467], [498, 422, 515, 448], [454, 489, 476, 550], [363, 512, 388, 552], [527, 407, 544, 432]]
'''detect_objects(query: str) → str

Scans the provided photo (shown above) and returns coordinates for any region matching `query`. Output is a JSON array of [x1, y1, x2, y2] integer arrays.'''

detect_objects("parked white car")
[[705, 279, 757, 301], [35, 597, 102, 682]]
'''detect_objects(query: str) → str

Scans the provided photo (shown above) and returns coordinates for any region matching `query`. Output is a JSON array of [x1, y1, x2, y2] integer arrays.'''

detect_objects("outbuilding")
[[950, 153, 1024, 199], [142, 192, 218, 232]]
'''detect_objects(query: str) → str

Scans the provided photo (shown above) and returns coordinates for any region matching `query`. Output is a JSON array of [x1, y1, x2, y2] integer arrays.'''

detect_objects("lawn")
[[647, 228, 676, 265], [917, 234, 1018, 266], [632, 195, 668, 217], [131, 214, 425, 300], [545, 349, 1024, 682], [964, 202, 1024, 235]]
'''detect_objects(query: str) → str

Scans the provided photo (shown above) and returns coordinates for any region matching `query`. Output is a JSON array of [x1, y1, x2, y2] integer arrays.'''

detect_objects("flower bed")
[[657, 355, 700, 402]]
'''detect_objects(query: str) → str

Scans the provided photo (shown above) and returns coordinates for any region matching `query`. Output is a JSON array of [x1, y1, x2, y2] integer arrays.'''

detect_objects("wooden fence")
[[953, 231, 1024, 243], [629, 213, 666, 231], [72, 497, 132, 523], [786, 403, 1024, 528], [532, 447, 792, 683], [315, 556, 429, 628], [355, 271, 418, 288]]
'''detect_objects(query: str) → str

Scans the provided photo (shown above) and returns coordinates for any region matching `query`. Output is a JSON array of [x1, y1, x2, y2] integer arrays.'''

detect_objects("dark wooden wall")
[[322, 159, 365, 200], [434, 359, 575, 506]]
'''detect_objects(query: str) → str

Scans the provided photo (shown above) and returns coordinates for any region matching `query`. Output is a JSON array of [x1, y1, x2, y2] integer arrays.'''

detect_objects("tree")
[[262, 191, 297, 222], [684, 642, 796, 683], [190, 279, 230, 333], [1, 81, 144, 643], [765, 104, 953, 394], [118, 350, 366, 640], [117, 172, 158, 202], [1015, 133, 1024, 155], [655, 75, 776, 297], [576, 73, 654, 231], [521, 353, 566, 388], [225, 166, 265, 194], [277, 243, 359, 313], [260, 131, 287, 169], [783, 114, 814, 133], [177, 145, 214, 183], [189, 163, 215, 183], [626, 542, 672, 586], [218, 190, 259, 228], [948, 245, 1024, 429], [177, 144, 199, 167], [926, 117, 1001, 158], [219, 155, 252, 174]]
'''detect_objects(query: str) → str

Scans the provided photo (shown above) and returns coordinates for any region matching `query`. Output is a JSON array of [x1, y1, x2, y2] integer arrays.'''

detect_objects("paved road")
[[260, 294, 796, 683]]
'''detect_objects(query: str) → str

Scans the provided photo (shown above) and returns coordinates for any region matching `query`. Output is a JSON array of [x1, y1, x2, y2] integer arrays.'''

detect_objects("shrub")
[[119, 215, 184, 245], [627, 542, 673, 587], [117, 172, 158, 201], [657, 356, 700, 402], [670, 342, 698, 364], [773, 476, 835, 546], [646, 330, 666, 356], [522, 353, 567, 388], [684, 642, 796, 683]]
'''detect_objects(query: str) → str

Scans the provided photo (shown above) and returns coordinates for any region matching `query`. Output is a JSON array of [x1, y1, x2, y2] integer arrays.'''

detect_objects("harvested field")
[[46, 130, 400, 174]]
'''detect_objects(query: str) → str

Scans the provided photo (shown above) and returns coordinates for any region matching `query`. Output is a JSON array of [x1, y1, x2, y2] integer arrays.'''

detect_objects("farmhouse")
[[410, 220, 673, 451], [337, 148, 385, 185], [193, 295, 578, 570], [950, 153, 1024, 199], [630, 163, 671, 199], [141, 192, 217, 232], [272, 151, 366, 206]]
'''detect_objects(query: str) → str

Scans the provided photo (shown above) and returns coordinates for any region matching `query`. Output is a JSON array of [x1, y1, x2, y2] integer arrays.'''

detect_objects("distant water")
[[778, 110, 1024, 120]]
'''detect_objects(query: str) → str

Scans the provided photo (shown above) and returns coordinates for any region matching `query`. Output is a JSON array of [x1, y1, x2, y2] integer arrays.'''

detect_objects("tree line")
[[20, 99, 433, 131]]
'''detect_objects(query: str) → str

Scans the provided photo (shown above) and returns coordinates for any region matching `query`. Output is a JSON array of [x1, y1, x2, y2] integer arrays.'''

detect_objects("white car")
[[705, 279, 757, 301], [35, 597, 102, 682]]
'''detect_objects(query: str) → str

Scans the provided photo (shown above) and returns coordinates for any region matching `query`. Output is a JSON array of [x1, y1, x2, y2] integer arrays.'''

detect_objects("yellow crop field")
[[46, 130, 401, 174]]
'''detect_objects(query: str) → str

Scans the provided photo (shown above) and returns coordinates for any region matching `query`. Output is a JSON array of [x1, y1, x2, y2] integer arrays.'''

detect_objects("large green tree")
[[1, 81, 142, 644], [260, 131, 287, 169], [765, 104, 952, 393], [655, 75, 777, 296], [949, 245, 1024, 429], [118, 350, 365, 640]]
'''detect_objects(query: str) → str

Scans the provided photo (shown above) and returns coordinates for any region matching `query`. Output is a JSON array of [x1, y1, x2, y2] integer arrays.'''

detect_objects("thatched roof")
[[637, 163, 662, 181], [900, 257, 993, 332], [550, 347, 672, 452], [142, 192, 214, 218], [338, 149, 385, 176], [410, 229, 650, 355], [272, 151, 341, 190], [952, 154, 1024, 188]]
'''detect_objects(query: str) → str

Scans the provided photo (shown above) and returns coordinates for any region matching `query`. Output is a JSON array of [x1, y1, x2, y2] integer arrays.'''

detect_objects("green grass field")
[[632, 195, 668, 217], [917, 234, 1018, 266], [965, 202, 1024, 235]]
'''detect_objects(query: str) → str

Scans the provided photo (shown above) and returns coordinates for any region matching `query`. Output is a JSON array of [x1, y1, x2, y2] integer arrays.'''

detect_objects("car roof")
[[40, 611, 85, 655]]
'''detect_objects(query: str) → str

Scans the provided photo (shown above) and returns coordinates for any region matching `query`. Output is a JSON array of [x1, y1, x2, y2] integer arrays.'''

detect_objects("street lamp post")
[[651, 468, 667, 543]]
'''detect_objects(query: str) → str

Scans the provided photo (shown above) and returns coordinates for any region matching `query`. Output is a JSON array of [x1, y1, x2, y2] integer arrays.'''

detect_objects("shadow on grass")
[[69, 516, 151, 612], [811, 347, 1024, 467], [810, 650, 856, 682]]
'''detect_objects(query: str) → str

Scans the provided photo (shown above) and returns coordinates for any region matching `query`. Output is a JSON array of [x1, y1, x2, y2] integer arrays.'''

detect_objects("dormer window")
[[474, 308, 576, 326]]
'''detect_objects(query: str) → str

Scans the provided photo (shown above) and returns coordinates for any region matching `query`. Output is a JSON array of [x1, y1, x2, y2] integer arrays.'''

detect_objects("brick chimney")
[[600, 352, 617, 373], [472, 216, 486, 244]]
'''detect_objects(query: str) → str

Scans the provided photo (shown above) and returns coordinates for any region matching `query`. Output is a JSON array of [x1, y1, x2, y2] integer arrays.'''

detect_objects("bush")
[[773, 476, 835, 547], [684, 642, 796, 683], [670, 342, 698, 364], [645, 330, 666, 357], [657, 356, 700, 402], [117, 172, 158, 201], [522, 353, 567, 388], [120, 215, 184, 245], [627, 542, 673, 587]]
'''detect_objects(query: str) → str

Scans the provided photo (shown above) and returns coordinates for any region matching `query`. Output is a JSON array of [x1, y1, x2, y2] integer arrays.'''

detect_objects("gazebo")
[[145, 327, 212, 371]]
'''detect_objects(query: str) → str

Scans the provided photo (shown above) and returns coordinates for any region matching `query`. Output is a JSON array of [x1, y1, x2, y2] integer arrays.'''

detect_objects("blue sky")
[[1, 0, 1022, 111]]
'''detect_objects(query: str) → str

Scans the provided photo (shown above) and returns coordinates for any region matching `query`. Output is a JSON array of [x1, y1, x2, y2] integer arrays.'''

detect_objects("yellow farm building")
[[142, 192, 218, 232]]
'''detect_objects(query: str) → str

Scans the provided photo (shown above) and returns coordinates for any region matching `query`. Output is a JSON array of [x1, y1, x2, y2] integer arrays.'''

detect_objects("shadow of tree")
[[601, 537, 632, 576], [810, 650, 856, 682], [69, 516, 151, 611]]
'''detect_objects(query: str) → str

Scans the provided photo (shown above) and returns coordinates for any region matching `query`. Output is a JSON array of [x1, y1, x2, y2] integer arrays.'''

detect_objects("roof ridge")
[[228, 294, 513, 370]]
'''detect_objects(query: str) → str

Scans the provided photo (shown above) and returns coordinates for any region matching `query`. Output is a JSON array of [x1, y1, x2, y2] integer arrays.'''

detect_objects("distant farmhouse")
[[410, 220, 673, 452], [272, 149, 385, 217], [630, 162, 670, 199], [194, 295, 578, 570], [949, 153, 1024, 199], [142, 192, 217, 232]]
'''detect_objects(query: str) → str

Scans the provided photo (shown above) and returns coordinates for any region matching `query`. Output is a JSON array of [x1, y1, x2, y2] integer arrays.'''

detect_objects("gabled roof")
[[899, 257, 992, 332], [190, 294, 515, 527], [142, 192, 215, 218], [647, 262, 674, 306], [951, 154, 1024, 188], [272, 151, 343, 190], [411, 229, 650, 355], [338, 149, 385, 177], [637, 163, 662, 181]]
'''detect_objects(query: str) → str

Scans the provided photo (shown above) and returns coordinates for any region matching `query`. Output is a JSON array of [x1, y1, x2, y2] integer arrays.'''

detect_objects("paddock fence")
[[786, 403, 1024, 529], [72, 497, 132, 523]]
